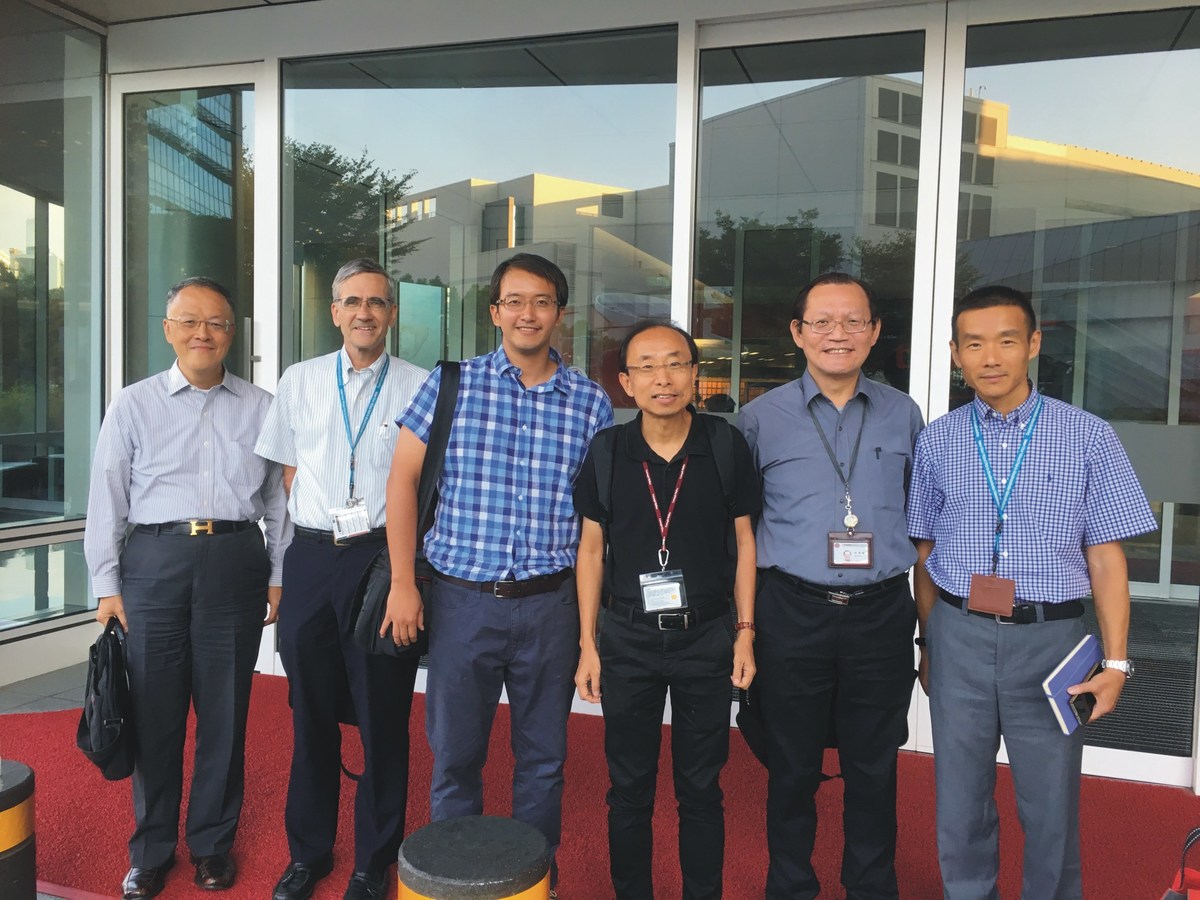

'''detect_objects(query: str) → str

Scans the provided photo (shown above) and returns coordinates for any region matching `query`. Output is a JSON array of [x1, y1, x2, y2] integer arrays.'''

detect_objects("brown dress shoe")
[[191, 852, 237, 890], [121, 857, 175, 899]]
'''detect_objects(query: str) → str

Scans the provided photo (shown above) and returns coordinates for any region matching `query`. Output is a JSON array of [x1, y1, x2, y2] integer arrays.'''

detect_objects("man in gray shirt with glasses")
[[85, 276, 287, 899], [739, 272, 923, 900]]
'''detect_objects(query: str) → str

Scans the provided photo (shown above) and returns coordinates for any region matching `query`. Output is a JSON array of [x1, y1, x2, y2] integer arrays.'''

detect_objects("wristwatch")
[[1102, 659, 1135, 678]]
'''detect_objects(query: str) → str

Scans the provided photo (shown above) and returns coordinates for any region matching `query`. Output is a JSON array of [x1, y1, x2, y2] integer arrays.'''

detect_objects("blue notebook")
[[1042, 633, 1102, 735]]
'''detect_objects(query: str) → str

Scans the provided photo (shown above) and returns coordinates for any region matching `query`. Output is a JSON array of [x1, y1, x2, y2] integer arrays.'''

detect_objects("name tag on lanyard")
[[639, 456, 690, 613], [331, 353, 389, 540]]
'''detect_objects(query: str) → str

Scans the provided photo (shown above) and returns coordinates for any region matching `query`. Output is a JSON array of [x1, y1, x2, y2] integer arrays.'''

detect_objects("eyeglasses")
[[495, 295, 560, 311], [800, 317, 875, 335], [625, 360, 695, 377], [338, 296, 393, 311], [165, 317, 233, 334]]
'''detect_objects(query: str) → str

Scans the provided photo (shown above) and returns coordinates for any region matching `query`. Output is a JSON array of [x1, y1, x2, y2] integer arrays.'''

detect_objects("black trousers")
[[277, 534, 419, 874], [599, 606, 735, 900], [755, 570, 916, 900], [120, 527, 268, 867]]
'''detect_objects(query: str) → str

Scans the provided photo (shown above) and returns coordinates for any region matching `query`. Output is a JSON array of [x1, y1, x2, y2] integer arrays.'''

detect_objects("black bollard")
[[399, 815, 550, 899], [0, 760, 36, 900]]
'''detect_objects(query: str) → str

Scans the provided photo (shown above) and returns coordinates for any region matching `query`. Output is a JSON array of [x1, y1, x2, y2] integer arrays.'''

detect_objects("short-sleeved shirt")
[[255, 349, 429, 530], [739, 371, 925, 586], [396, 346, 613, 581], [906, 387, 1157, 603], [573, 412, 761, 606]]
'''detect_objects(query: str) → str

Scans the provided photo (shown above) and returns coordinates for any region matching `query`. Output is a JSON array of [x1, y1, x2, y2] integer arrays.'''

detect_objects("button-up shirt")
[[906, 387, 1157, 603], [255, 349, 429, 531], [397, 346, 613, 581], [739, 370, 925, 586], [84, 362, 288, 596]]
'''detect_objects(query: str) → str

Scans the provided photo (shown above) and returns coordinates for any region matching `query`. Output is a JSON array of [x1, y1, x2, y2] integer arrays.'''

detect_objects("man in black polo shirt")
[[573, 320, 759, 900]]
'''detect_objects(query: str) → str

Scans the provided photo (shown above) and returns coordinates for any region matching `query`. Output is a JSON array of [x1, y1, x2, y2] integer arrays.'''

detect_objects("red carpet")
[[2, 672, 1197, 898]]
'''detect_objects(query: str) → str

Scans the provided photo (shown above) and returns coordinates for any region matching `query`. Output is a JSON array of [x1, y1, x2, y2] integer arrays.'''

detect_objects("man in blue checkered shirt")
[[907, 285, 1156, 900], [384, 253, 613, 891]]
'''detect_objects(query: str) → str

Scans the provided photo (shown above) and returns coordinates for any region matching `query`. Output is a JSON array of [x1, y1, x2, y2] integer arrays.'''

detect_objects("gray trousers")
[[928, 597, 1086, 900], [120, 527, 268, 867]]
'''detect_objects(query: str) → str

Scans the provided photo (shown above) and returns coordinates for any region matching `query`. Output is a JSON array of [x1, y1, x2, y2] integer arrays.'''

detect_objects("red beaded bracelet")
[[734, 621, 756, 633]]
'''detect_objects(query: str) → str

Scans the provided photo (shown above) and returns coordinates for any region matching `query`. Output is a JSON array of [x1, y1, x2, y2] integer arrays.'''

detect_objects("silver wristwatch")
[[1102, 659, 1135, 678]]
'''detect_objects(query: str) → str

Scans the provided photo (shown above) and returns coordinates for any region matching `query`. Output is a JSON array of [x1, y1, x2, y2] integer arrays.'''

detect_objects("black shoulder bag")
[[350, 360, 461, 657]]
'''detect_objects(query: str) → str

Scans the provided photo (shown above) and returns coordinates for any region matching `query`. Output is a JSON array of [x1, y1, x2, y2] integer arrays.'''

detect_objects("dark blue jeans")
[[424, 573, 580, 880], [599, 607, 735, 900]]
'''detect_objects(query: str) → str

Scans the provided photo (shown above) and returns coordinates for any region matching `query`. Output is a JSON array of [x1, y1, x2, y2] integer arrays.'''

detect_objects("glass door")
[[695, 5, 948, 749], [923, 5, 1200, 787], [108, 63, 283, 673]]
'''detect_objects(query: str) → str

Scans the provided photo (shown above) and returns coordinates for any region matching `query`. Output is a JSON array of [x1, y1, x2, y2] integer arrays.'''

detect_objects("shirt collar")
[[489, 345, 570, 395], [166, 360, 238, 396], [799, 369, 873, 410], [341, 349, 389, 376], [624, 409, 709, 464], [972, 380, 1041, 427]]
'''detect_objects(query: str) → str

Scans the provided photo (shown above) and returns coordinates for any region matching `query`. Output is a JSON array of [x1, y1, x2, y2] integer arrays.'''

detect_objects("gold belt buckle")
[[188, 519, 214, 536]]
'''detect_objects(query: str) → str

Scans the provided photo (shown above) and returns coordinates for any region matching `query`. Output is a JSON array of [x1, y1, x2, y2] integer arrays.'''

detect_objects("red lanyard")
[[642, 457, 688, 569]]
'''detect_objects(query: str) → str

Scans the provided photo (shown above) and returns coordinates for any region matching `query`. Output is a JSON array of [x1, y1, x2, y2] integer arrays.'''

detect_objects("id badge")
[[828, 532, 873, 568], [967, 573, 1016, 616], [330, 500, 371, 542], [639, 569, 688, 612]]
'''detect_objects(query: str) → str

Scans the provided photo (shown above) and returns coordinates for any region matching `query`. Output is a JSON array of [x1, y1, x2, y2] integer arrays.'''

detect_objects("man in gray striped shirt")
[[84, 276, 287, 899], [256, 258, 428, 900]]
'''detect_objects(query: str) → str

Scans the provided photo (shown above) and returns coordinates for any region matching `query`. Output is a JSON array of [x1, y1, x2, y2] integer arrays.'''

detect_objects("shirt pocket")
[[874, 449, 909, 512]]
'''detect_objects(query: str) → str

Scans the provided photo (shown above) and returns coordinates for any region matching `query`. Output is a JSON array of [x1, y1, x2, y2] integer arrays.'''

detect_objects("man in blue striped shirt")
[[84, 276, 287, 899], [385, 253, 613, 890], [908, 285, 1157, 899]]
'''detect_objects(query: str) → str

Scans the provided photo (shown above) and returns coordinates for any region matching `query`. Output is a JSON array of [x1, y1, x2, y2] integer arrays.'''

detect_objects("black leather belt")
[[604, 597, 731, 631], [135, 520, 256, 537], [437, 569, 573, 599], [939, 589, 1085, 624], [293, 525, 387, 546], [766, 568, 909, 606]]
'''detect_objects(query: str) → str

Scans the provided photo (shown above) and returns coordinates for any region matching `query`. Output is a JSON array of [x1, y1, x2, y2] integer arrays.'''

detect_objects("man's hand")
[[97, 594, 127, 630], [918, 648, 929, 695], [264, 585, 282, 625], [380, 581, 424, 646], [731, 630, 756, 689], [1066, 666, 1125, 721], [575, 645, 601, 703]]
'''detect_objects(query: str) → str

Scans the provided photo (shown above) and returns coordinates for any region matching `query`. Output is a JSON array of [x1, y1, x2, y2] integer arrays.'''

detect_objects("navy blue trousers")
[[121, 527, 268, 867], [277, 534, 419, 874]]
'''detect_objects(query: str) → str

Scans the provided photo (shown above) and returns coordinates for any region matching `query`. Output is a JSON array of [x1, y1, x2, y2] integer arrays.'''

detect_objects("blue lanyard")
[[336, 352, 390, 501], [970, 394, 1043, 574]]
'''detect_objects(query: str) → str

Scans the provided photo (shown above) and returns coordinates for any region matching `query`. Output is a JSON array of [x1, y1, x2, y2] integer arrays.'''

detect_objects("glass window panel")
[[282, 28, 677, 394], [877, 130, 899, 164], [124, 87, 254, 385], [0, 540, 91, 631], [695, 31, 925, 407], [900, 135, 920, 169], [960, 8, 1200, 758], [0, 6, 102, 531]]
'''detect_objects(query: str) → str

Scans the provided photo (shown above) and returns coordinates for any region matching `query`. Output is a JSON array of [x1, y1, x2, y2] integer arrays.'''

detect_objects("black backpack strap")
[[590, 424, 621, 528], [700, 413, 736, 515], [416, 360, 461, 537]]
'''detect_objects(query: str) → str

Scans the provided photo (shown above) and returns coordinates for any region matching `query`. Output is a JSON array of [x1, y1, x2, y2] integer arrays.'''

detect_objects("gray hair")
[[332, 258, 394, 302], [165, 276, 235, 317]]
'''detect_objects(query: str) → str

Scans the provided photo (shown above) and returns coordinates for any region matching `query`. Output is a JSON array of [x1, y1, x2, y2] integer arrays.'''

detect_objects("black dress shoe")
[[121, 857, 175, 900], [344, 870, 387, 900], [273, 855, 334, 900], [191, 852, 236, 890]]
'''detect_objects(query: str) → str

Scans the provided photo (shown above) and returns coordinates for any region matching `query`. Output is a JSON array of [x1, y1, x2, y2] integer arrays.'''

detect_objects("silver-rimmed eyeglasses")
[[800, 317, 875, 335], [496, 295, 559, 311], [164, 317, 234, 334], [338, 296, 393, 311], [626, 360, 695, 377]]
